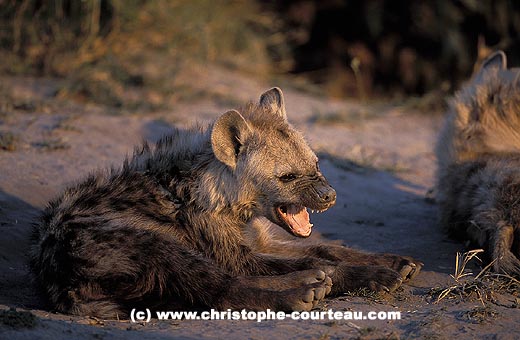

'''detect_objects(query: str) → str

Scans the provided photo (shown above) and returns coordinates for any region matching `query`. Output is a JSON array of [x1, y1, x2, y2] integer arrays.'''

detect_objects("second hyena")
[[31, 88, 421, 319], [436, 51, 520, 276]]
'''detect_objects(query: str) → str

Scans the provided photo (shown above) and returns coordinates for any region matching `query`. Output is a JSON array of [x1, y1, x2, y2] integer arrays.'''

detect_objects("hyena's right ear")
[[211, 110, 252, 169], [259, 87, 288, 123]]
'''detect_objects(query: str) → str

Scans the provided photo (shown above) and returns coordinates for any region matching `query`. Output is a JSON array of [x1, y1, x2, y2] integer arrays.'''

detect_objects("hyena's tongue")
[[283, 205, 312, 237]]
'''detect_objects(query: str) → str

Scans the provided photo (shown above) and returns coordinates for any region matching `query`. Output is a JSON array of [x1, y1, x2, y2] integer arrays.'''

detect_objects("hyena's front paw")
[[394, 256, 423, 281], [377, 254, 423, 281], [365, 267, 403, 293], [339, 265, 403, 294], [281, 279, 332, 311]]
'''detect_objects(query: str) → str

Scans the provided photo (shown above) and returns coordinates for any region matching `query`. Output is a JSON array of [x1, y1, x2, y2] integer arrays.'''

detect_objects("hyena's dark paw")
[[490, 225, 520, 277], [492, 250, 520, 277], [338, 265, 403, 294], [395, 257, 422, 281], [378, 254, 423, 281], [282, 279, 332, 311], [366, 267, 403, 293]]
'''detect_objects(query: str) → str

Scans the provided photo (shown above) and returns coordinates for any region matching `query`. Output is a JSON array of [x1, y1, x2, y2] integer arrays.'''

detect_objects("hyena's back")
[[436, 51, 520, 276]]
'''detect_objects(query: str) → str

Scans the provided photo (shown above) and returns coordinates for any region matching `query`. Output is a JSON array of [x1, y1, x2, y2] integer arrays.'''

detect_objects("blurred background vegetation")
[[1, 0, 519, 107]]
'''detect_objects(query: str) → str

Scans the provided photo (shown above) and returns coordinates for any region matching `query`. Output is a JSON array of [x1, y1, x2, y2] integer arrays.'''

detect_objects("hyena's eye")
[[279, 173, 298, 182]]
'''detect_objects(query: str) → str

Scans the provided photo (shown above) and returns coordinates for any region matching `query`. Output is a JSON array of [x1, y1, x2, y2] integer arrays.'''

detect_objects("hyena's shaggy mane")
[[126, 101, 295, 221], [437, 65, 520, 170]]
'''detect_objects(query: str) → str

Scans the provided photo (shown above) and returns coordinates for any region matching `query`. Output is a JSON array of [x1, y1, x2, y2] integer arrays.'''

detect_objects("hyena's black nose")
[[320, 187, 336, 204]]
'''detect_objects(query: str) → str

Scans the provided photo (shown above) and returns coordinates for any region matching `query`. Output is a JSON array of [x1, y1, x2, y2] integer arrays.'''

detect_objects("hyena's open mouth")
[[276, 204, 329, 237]]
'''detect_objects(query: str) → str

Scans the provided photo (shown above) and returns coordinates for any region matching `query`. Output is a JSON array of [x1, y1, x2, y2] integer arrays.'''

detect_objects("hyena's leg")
[[237, 269, 332, 291], [487, 222, 520, 276], [329, 264, 404, 294], [248, 254, 403, 294], [257, 242, 422, 281], [301, 245, 422, 281]]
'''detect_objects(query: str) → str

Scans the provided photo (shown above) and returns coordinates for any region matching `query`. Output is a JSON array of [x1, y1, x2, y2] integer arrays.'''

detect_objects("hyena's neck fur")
[[127, 124, 263, 274], [131, 124, 257, 221]]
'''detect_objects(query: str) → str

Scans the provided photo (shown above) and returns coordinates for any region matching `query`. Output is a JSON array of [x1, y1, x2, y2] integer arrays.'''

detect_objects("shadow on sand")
[[313, 151, 462, 275], [0, 190, 45, 309]]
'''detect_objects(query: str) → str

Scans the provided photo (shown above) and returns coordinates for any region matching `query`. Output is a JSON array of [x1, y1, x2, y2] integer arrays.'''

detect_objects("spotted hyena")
[[31, 87, 422, 318], [436, 51, 520, 276]]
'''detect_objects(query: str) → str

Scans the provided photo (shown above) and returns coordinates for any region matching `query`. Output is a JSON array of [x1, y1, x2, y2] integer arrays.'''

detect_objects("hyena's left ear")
[[481, 50, 507, 70], [259, 87, 287, 123], [211, 110, 252, 169], [474, 50, 507, 82]]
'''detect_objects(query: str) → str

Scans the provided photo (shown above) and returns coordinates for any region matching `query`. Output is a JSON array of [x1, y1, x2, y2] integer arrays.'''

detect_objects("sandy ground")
[[1, 72, 519, 339]]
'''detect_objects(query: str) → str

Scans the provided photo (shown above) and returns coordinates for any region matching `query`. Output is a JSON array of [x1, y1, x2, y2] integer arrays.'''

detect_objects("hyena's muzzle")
[[276, 172, 336, 238]]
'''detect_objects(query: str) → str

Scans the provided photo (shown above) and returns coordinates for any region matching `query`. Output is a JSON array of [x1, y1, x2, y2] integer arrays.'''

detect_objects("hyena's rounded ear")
[[473, 51, 507, 84], [481, 50, 507, 71], [477, 50, 507, 76], [211, 110, 252, 169], [259, 87, 287, 123]]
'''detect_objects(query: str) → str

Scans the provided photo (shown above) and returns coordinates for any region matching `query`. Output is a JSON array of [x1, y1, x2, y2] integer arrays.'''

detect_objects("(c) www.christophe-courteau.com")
[[130, 308, 402, 323]]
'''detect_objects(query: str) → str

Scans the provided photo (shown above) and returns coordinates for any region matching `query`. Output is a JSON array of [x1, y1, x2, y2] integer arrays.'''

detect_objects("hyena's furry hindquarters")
[[32, 87, 421, 319], [436, 50, 520, 276]]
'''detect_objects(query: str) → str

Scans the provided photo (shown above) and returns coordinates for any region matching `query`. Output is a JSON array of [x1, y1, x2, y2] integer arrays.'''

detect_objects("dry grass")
[[0, 132, 18, 151], [460, 306, 499, 324], [1, 1, 289, 111], [33, 138, 69, 151], [1, 1, 282, 74], [341, 287, 385, 304], [430, 249, 520, 305]]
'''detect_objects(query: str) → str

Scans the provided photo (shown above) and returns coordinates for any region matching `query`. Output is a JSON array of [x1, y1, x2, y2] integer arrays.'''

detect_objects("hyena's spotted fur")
[[436, 51, 520, 276], [31, 88, 421, 319]]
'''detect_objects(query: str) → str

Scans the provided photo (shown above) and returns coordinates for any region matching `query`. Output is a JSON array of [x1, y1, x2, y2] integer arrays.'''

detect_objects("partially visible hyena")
[[31, 88, 422, 319], [436, 51, 520, 276]]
